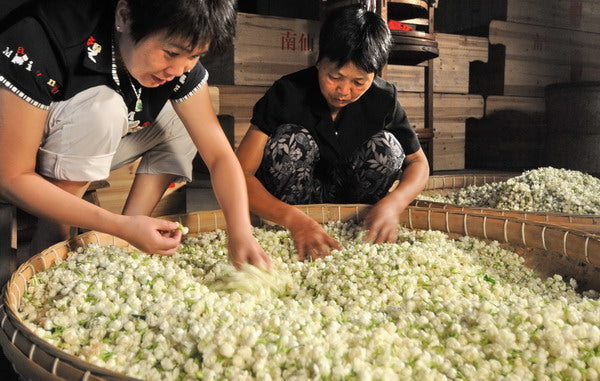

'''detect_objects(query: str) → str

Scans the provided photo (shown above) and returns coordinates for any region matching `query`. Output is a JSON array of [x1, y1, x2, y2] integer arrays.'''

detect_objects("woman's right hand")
[[288, 213, 341, 261], [118, 215, 182, 255]]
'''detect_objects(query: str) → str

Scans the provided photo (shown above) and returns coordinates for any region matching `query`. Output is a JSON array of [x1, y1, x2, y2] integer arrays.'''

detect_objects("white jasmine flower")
[[419, 167, 600, 214]]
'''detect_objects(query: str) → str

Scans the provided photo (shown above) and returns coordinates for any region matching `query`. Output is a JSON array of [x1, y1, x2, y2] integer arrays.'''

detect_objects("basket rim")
[[3, 204, 600, 380], [423, 172, 519, 190], [412, 199, 600, 225]]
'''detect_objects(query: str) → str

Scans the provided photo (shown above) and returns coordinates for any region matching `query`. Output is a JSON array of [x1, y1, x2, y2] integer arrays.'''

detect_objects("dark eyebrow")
[[336, 71, 368, 82], [166, 42, 207, 57], [166, 42, 193, 53]]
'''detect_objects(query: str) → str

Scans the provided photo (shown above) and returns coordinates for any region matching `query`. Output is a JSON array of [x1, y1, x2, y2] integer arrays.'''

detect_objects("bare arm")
[[236, 125, 340, 260], [363, 148, 430, 243], [172, 85, 271, 269], [0, 88, 181, 254]]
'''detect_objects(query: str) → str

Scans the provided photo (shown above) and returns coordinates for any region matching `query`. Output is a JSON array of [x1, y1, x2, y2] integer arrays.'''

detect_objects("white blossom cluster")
[[419, 167, 600, 214], [19, 223, 600, 380]]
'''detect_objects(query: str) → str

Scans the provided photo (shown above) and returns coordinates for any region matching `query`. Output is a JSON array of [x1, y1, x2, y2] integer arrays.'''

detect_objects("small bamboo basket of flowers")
[[415, 168, 600, 234]]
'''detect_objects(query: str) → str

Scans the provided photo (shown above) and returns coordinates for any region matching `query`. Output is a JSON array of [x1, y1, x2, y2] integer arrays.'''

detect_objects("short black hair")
[[125, 0, 236, 54], [318, 5, 391, 74]]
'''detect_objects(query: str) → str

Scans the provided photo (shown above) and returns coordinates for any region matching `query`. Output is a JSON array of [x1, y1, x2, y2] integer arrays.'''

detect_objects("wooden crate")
[[400, 93, 484, 171], [218, 85, 483, 171], [387, 33, 488, 94], [202, 13, 320, 86], [476, 20, 600, 97], [466, 96, 546, 171]]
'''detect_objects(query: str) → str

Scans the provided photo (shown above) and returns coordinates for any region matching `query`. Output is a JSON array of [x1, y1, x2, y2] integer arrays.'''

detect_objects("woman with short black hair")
[[0, 0, 271, 269], [237, 5, 430, 261]]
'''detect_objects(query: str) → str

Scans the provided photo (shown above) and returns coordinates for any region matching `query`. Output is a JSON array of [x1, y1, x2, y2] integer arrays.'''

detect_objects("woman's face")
[[317, 58, 375, 112], [119, 33, 208, 88], [115, 3, 208, 87]]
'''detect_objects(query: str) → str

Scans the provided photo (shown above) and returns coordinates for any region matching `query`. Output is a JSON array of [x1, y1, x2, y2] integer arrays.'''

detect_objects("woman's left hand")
[[228, 231, 273, 270], [362, 197, 403, 244], [362, 149, 430, 244]]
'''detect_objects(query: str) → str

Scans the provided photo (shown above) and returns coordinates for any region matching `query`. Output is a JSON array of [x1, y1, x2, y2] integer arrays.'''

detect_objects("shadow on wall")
[[544, 82, 600, 177], [465, 109, 546, 172]]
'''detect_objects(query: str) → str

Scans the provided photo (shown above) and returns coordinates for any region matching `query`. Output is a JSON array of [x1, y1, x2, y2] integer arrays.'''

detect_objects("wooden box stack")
[[206, 13, 488, 171], [388, 33, 488, 171], [456, 0, 600, 171]]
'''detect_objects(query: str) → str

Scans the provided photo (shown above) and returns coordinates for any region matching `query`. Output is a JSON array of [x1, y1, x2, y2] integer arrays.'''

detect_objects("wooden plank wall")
[[387, 34, 488, 171], [435, 0, 507, 35], [206, 20, 487, 93]]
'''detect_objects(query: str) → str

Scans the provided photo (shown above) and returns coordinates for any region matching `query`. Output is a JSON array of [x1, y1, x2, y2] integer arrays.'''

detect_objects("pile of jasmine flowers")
[[419, 167, 600, 215], [19, 222, 600, 380]]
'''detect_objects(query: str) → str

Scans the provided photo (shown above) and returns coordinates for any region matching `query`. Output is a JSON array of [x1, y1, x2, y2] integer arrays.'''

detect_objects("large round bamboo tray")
[[2, 204, 600, 380], [416, 172, 600, 234]]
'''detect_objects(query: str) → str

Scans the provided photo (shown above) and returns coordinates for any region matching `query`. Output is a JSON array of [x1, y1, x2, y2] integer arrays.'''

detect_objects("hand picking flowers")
[[177, 222, 190, 235], [19, 222, 600, 380], [419, 167, 600, 215]]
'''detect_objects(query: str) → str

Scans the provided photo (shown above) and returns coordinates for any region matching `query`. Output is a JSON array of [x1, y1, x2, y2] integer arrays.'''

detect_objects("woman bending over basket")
[[236, 5, 430, 261], [0, 0, 271, 269]]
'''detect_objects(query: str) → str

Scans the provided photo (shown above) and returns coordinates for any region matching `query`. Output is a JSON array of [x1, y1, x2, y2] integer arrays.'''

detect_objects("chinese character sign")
[[281, 31, 314, 52]]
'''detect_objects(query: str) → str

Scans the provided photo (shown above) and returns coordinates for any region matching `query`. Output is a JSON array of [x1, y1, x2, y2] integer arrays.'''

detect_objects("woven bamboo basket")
[[422, 172, 518, 195], [416, 172, 600, 234], [2, 204, 600, 380]]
